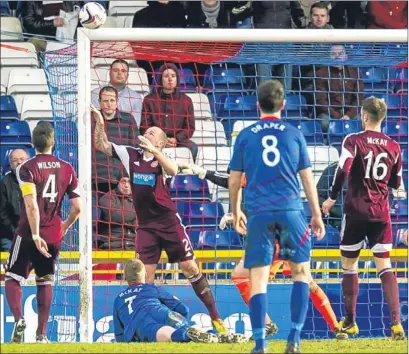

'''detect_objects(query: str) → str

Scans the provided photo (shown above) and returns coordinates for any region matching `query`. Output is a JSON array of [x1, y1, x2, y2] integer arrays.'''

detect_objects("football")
[[79, 2, 107, 29]]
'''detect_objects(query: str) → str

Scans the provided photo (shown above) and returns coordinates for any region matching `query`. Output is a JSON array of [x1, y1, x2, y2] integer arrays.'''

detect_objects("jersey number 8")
[[262, 135, 280, 167]]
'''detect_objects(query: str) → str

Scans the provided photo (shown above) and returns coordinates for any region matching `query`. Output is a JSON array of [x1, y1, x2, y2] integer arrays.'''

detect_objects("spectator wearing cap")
[[0, 149, 29, 251], [367, 1, 408, 29], [92, 59, 143, 126], [140, 63, 197, 159], [92, 86, 139, 195]]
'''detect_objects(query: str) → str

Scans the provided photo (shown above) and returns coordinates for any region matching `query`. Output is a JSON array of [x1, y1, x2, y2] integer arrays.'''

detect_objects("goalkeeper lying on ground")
[[113, 257, 248, 343], [178, 163, 342, 338]]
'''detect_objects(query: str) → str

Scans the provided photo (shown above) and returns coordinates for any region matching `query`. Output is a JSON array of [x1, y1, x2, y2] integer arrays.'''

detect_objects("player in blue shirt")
[[229, 80, 325, 354], [113, 257, 219, 343]]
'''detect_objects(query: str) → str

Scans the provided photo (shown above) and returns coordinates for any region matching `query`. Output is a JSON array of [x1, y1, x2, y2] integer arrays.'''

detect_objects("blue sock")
[[250, 293, 267, 351], [171, 327, 189, 342], [287, 281, 309, 346]]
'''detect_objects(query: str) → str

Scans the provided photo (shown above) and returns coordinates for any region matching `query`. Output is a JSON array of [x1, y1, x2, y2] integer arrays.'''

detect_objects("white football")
[[79, 2, 107, 29]]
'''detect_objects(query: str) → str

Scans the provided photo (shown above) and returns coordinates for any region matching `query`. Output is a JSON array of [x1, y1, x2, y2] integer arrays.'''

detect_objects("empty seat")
[[0, 95, 18, 121], [1, 147, 35, 175], [328, 120, 361, 145], [124, 68, 150, 95], [0, 121, 32, 144], [108, 1, 148, 16], [20, 94, 53, 121], [0, 17, 23, 41], [196, 146, 232, 172], [0, 1, 11, 16], [283, 94, 308, 118], [91, 67, 109, 91], [198, 230, 242, 249], [8, 69, 49, 113], [177, 201, 224, 228], [191, 120, 227, 146], [308, 146, 339, 173], [163, 147, 193, 165], [231, 120, 258, 146], [169, 175, 211, 201], [179, 68, 197, 92], [45, 41, 73, 52], [186, 93, 212, 120], [203, 67, 246, 92], [382, 121, 408, 140], [100, 16, 119, 28], [359, 67, 389, 92], [287, 120, 324, 145], [0, 42, 38, 68], [218, 95, 258, 120]]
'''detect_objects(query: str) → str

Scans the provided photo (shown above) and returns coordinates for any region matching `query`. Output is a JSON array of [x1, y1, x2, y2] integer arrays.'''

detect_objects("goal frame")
[[76, 27, 407, 343]]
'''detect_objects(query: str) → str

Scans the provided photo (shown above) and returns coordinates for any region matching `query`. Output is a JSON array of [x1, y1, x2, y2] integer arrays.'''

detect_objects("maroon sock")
[[5, 279, 22, 321], [36, 285, 53, 336], [188, 273, 220, 321], [342, 271, 359, 324], [379, 268, 401, 323]]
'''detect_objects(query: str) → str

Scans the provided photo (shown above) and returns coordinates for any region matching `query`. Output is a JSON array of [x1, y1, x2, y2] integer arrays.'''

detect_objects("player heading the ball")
[[5, 122, 82, 343]]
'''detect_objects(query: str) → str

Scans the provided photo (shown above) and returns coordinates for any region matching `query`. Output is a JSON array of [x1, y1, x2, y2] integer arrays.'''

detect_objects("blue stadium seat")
[[390, 199, 408, 219], [0, 1, 11, 16], [382, 121, 408, 141], [359, 67, 389, 92], [0, 121, 32, 144], [197, 230, 242, 249], [392, 226, 407, 248], [1, 147, 35, 175], [169, 175, 211, 201], [287, 120, 323, 145], [312, 225, 340, 249], [402, 148, 408, 165], [218, 95, 258, 120], [188, 230, 202, 248], [0, 96, 18, 121], [282, 94, 308, 119], [203, 67, 246, 92], [177, 201, 224, 228], [327, 120, 361, 145]]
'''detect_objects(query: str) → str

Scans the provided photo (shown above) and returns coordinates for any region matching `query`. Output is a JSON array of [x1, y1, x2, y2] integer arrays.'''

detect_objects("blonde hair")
[[124, 256, 145, 285], [362, 96, 387, 123]]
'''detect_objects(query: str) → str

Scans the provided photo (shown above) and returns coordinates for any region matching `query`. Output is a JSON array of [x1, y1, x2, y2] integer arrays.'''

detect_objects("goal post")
[[72, 28, 407, 343]]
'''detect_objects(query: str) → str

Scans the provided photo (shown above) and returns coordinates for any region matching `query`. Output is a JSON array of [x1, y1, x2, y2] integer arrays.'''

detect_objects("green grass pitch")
[[1, 339, 407, 353]]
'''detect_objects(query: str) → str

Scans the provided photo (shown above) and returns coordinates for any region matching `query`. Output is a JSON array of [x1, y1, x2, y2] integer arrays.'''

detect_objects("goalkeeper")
[[178, 163, 342, 338]]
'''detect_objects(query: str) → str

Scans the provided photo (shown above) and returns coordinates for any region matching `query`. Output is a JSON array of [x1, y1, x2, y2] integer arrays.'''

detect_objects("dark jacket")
[[367, 1, 408, 29], [0, 171, 22, 241], [92, 110, 138, 184], [186, 1, 235, 28], [141, 63, 195, 143], [315, 65, 364, 119], [19, 1, 81, 37], [132, 1, 187, 28], [252, 1, 304, 29]]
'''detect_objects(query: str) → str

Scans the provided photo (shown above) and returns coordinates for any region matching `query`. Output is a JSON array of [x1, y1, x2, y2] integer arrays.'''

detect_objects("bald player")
[[91, 105, 227, 334]]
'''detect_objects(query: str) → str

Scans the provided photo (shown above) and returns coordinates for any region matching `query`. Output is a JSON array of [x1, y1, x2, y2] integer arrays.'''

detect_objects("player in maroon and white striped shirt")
[[322, 96, 405, 340]]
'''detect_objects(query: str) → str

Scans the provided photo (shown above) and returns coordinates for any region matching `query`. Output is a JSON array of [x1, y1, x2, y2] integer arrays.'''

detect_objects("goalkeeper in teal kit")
[[228, 80, 325, 354]]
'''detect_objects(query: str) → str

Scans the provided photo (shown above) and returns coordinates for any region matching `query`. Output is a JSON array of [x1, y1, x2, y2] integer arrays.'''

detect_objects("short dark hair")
[[257, 80, 285, 114], [110, 59, 129, 71], [310, 1, 330, 14], [32, 122, 54, 153], [362, 96, 387, 123], [99, 85, 118, 100]]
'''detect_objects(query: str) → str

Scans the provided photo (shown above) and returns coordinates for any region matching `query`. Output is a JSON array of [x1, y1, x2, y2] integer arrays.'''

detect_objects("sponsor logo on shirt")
[[133, 173, 155, 187]]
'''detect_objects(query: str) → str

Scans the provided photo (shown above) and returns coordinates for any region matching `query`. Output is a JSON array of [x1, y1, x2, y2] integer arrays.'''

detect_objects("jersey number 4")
[[262, 135, 280, 167], [42, 174, 58, 203], [364, 151, 388, 180]]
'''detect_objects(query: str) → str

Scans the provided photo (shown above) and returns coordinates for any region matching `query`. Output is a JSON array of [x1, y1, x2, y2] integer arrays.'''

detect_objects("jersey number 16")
[[364, 151, 388, 180]]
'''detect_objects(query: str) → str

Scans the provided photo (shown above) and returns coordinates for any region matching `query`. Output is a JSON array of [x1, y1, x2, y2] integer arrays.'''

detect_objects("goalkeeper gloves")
[[219, 213, 233, 230], [177, 163, 207, 179]]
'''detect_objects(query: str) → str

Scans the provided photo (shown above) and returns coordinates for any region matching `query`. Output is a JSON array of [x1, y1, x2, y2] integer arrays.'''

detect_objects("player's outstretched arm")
[[178, 163, 230, 189], [91, 104, 113, 157], [61, 197, 81, 236], [299, 167, 325, 240]]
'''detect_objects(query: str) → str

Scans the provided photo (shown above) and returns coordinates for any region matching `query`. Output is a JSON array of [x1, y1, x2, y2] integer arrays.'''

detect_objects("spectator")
[[0, 149, 29, 251], [18, 1, 81, 52], [252, 1, 304, 91], [97, 177, 137, 250], [141, 63, 197, 159], [132, 1, 186, 28], [366, 1, 408, 29], [92, 86, 138, 195], [307, 1, 334, 28], [314, 45, 364, 131], [186, 1, 234, 28], [297, 0, 331, 28], [92, 59, 143, 126]]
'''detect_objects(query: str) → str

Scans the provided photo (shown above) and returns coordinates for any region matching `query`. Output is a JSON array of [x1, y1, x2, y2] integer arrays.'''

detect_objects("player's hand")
[[341, 115, 350, 120], [402, 229, 408, 246], [233, 211, 247, 235], [322, 198, 336, 216], [90, 104, 104, 125], [177, 163, 206, 178], [53, 17, 64, 27], [166, 137, 177, 148], [219, 213, 233, 230], [61, 221, 69, 236], [139, 135, 160, 155], [33, 235, 51, 258], [310, 216, 325, 240]]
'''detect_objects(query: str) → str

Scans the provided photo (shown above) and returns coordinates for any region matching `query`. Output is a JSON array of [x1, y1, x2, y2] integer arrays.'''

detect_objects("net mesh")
[[38, 39, 408, 342]]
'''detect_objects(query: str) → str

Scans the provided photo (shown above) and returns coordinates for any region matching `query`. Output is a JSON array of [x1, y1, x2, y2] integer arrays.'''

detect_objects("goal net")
[[36, 28, 408, 343]]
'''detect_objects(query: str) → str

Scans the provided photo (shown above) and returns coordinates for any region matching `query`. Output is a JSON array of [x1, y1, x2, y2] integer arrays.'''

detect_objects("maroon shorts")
[[340, 215, 392, 258], [5, 235, 60, 282], [136, 215, 195, 264]]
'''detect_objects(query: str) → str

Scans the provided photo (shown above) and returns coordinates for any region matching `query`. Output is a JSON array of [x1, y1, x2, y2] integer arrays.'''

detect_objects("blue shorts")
[[244, 210, 311, 269]]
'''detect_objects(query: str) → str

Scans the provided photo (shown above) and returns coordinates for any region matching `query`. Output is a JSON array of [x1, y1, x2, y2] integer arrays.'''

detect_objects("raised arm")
[[91, 105, 113, 157]]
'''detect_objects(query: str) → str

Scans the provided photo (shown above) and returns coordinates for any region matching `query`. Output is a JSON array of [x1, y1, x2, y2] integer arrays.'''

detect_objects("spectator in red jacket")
[[141, 63, 197, 159], [367, 1, 408, 29]]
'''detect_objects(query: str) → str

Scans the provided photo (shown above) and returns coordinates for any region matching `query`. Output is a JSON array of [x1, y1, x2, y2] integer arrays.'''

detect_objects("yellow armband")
[[20, 183, 36, 197]]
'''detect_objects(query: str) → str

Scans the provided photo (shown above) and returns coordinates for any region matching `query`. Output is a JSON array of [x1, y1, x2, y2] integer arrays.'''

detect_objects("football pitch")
[[1, 338, 407, 353]]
